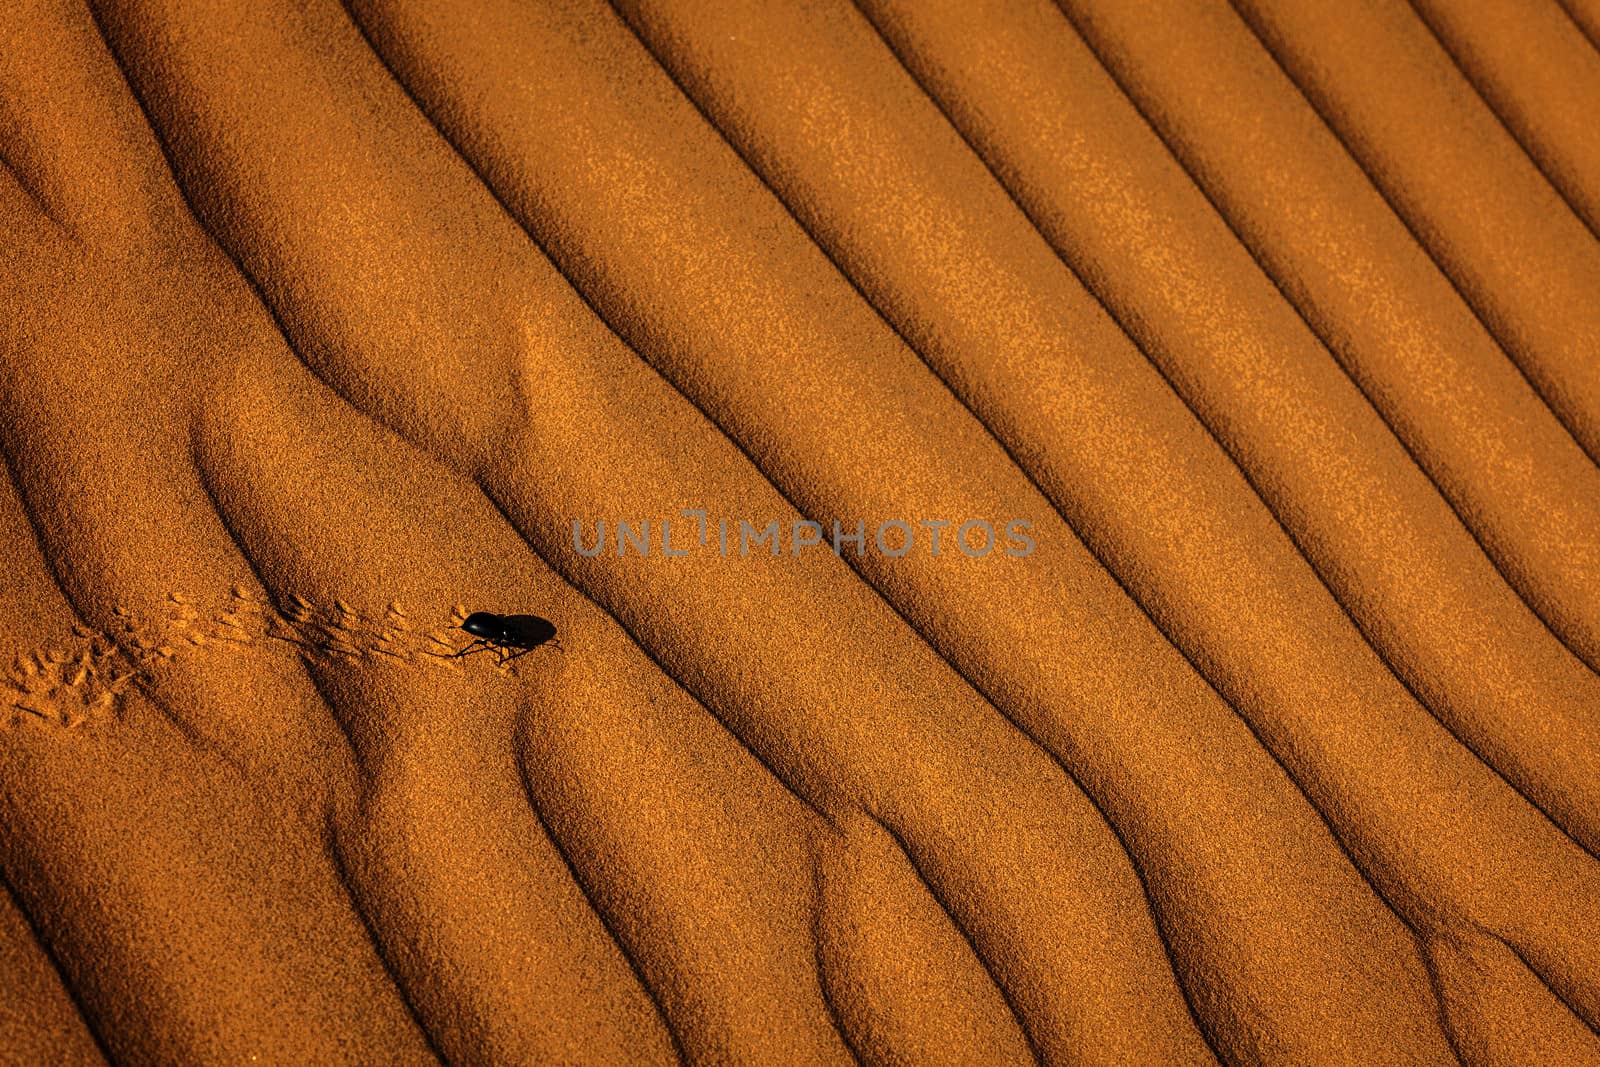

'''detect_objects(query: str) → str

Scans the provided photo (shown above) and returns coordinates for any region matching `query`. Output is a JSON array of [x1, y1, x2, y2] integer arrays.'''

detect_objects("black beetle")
[[452, 612, 563, 665]]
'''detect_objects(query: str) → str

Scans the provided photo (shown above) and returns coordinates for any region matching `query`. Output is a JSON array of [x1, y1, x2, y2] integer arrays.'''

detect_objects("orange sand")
[[1, 0, 1598, 1063]]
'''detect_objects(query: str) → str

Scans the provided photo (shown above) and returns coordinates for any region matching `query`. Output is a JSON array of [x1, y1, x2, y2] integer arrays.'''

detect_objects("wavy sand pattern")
[[2, 0, 1598, 1063]]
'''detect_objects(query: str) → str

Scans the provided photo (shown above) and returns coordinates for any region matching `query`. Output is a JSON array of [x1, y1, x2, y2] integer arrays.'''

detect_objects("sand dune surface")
[[2, 0, 1599, 1063]]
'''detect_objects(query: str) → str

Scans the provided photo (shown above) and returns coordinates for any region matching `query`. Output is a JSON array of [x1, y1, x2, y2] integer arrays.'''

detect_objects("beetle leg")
[[451, 638, 491, 658]]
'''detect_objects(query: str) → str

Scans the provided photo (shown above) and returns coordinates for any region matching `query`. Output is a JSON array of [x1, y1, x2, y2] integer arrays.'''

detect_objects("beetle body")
[[454, 611, 562, 664]]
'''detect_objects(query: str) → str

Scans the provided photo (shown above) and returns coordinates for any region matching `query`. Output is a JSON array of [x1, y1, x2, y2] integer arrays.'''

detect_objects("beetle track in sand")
[[3, 632, 136, 731], [3, 590, 534, 732]]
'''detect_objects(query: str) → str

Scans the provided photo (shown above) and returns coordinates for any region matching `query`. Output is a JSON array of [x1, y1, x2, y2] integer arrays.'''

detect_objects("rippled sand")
[[3, 1, 1599, 1063]]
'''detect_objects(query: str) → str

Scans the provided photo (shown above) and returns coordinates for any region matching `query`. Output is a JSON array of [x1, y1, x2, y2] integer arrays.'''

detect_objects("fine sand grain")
[[2, 0, 1599, 1063]]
